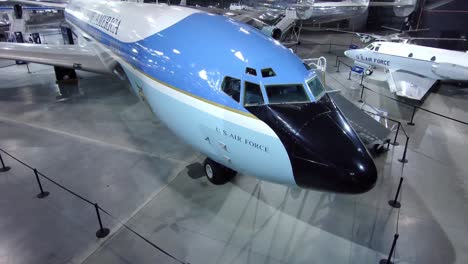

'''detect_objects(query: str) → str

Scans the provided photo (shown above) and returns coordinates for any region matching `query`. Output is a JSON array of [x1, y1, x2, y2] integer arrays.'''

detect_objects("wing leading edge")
[[0, 0, 67, 9], [0, 42, 110, 74]]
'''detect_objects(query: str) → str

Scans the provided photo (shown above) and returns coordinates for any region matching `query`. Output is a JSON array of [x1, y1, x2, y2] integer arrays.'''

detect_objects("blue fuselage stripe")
[[65, 11, 316, 114]]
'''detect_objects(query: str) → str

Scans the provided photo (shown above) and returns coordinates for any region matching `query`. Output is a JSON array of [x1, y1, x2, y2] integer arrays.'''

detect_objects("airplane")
[[183, 0, 370, 42], [344, 41, 468, 100], [329, 27, 464, 44], [0, 0, 377, 194]]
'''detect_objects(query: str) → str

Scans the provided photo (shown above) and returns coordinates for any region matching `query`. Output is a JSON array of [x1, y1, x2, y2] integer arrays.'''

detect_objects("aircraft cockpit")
[[221, 67, 325, 107], [365, 43, 381, 51]]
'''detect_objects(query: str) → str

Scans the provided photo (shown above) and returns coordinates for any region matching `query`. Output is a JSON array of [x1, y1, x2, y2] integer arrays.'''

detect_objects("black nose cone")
[[245, 94, 377, 194], [292, 110, 377, 194]]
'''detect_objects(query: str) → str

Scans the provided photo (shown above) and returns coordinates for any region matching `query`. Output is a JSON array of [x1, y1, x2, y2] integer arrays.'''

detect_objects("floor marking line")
[[0, 116, 187, 165]]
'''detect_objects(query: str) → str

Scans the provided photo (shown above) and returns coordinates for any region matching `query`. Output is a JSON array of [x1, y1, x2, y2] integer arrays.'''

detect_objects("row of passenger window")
[[367, 44, 437, 61], [407, 52, 436, 61]]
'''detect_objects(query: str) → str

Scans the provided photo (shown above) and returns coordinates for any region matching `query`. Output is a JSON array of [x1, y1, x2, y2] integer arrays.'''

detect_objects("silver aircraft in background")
[[183, 0, 370, 42]]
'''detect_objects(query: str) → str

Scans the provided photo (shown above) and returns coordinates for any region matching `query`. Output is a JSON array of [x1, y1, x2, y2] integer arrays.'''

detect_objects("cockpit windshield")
[[366, 44, 375, 50], [265, 84, 310, 104], [307, 77, 325, 100]]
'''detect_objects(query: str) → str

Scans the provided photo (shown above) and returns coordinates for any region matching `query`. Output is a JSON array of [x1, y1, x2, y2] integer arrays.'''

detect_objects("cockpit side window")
[[261, 68, 276, 78], [243, 81, 264, 106], [245, 67, 257, 76], [307, 77, 325, 99], [221, 76, 241, 102]]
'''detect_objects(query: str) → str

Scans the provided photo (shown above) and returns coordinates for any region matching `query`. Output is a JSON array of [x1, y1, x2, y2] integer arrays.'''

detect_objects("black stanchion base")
[[96, 228, 110, 238], [388, 200, 401, 208], [358, 100, 364, 103], [398, 158, 408, 163], [389, 142, 399, 146], [407, 122, 415, 126], [379, 259, 394, 264], [36, 191, 50, 199], [0, 166, 11, 172]]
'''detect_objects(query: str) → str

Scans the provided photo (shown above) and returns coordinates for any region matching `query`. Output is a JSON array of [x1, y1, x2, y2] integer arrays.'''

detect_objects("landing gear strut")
[[203, 158, 237, 185]]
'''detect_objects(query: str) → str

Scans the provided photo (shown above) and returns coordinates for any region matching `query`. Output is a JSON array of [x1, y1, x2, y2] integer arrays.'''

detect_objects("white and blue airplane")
[[345, 41, 468, 100], [0, 0, 377, 194]]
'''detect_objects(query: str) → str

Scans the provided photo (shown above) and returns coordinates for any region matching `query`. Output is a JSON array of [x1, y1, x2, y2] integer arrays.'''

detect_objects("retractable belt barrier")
[[0, 148, 189, 264]]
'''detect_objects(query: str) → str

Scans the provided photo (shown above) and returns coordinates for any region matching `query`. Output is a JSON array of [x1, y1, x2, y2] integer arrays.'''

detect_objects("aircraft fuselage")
[[64, 0, 377, 193]]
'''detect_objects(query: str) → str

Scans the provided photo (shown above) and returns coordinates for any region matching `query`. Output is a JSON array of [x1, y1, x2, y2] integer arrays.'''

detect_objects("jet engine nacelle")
[[261, 26, 282, 40], [431, 63, 468, 81]]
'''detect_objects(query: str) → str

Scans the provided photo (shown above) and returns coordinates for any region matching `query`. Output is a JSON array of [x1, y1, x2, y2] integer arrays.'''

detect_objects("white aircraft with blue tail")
[[0, 0, 377, 193]]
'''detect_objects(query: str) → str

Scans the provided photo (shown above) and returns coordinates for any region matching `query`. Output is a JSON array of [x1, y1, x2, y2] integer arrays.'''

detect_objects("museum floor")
[[0, 32, 468, 264]]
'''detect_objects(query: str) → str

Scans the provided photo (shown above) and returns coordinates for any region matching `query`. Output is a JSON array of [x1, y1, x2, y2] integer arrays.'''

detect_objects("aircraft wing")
[[315, 2, 368, 7], [0, 42, 110, 74], [1, 0, 67, 9], [386, 70, 437, 100]]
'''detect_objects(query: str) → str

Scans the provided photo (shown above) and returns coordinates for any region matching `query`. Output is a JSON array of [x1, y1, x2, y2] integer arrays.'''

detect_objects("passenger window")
[[221, 76, 241, 102], [244, 81, 264, 106]]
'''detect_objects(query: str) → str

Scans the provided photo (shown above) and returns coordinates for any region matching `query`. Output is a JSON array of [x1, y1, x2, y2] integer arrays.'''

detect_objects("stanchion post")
[[94, 203, 110, 238], [34, 169, 49, 199], [398, 137, 409, 163], [336, 60, 340, 72], [0, 153, 11, 172], [379, 234, 399, 264], [26, 63, 31, 74], [388, 177, 403, 208], [348, 70, 352, 80], [390, 122, 400, 146], [407, 106, 416, 126], [360, 73, 364, 86], [358, 85, 365, 103]]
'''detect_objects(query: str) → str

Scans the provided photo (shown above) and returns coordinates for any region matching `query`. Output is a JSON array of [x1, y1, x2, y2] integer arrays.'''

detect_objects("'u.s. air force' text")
[[357, 54, 390, 66], [87, 11, 121, 36], [216, 127, 268, 153]]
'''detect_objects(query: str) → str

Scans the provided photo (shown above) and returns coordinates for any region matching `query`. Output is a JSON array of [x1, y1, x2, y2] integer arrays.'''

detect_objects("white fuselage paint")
[[64, 0, 296, 185], [345, 41, 468, 81]]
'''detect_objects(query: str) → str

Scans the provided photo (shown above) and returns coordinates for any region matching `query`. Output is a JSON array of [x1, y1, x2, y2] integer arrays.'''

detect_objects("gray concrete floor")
[[0, 31, 467, 264]]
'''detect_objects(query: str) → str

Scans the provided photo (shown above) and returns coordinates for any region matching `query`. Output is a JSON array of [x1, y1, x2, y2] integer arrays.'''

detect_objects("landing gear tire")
[[365, 69, 373, 76], [204, 158, 237, 185]]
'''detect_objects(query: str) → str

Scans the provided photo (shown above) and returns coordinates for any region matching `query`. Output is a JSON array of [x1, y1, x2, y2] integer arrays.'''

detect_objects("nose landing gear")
[[203, 158, 237, 185]]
